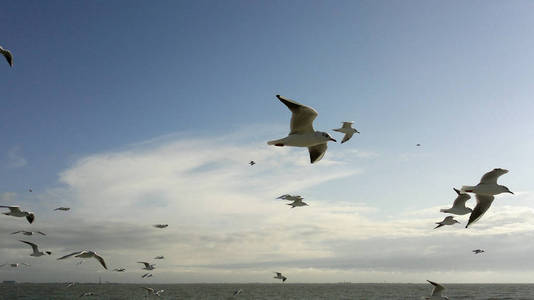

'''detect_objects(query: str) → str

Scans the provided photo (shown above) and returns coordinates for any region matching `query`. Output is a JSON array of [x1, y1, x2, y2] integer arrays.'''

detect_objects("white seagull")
[[113, 268, 126, 272], [154, 256, 164, 259], [424, 280, 448, 299], [54, 207, 70, 211], [65, 282, 76, 288], [461, 168, 513, 228], [440, 188, 472, 215], [473, 249, 485, 254], [273, 272, 287, 282], [333, 121, 359, 144], [19, 240, 51, 257], [0, 206, 35, 223], [153, 224, 168, 229], [142, 287, 164, 296], [277, 194, 303, 201], [0, 263, 30, 268], [433, 216, 459, 229], [138, 262, 156, 270], [0, 46, 13, 67], [57, 250, 107, 270], [11, 230, 46, 236], [268, 95, 337, 164], [287, 199, 309, 208]]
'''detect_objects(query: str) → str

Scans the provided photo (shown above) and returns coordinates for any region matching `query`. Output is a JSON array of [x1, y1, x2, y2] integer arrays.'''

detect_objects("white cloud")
[[4, 146, 27, 169]]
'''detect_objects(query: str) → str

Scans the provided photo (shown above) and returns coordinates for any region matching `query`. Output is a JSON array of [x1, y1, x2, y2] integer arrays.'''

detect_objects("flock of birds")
[[0, 47, 517, 299]]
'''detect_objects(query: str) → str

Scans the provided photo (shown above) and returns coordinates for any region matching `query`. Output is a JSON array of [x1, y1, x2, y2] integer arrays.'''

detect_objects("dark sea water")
[[1, 283, 533, 299]]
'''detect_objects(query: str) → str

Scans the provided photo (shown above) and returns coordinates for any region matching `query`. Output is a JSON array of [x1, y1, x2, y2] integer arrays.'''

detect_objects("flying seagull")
[[79, 292, 97, 298], [424, 280, 448, 299], [277, 194, 303, 201], [153, 224, 168, 229], [11, 230, 46, 236], [461, 168, 513, 228], [142, 273, 153, 278], [65, 282, 76, 288], [433, 216, 460, 229], [273, 272, 287, 282], [57, 250, 107, 270], [154, 256, 164, 260], [233, 289, 243, 296], [113, 268, 126, 272], [268, 95, 336, 164], [138, 262, 156, 270], [333, 121, 359, 144], [0, 46, 13, 67], [249, 161, 255, 166], [287, 199, 309, 208], [440, 188, 472, 215], [19, 240, 51, 257], [142, 287, 164, 296], [0, 206, 35, 223], [473, 249, 485, 254], [54, 207, 70, 211]]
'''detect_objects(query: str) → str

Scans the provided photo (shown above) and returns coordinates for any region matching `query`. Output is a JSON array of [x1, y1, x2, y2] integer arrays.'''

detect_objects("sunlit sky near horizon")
[[2, 1, 534, 283]]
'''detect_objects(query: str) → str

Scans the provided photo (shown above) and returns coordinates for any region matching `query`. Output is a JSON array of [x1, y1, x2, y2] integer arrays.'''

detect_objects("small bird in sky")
[[153, 224, 168, 229], [473, 249, 485, 254], [0, 46, 13, 67], [434, 216, 460, 229], [0, 205, 35, 223], [57, 250, 107, 270], [249, 161, 255, 166], [333, 121, 359, 144], [274, 272, 287, 282], [19, 240, 51, 257]]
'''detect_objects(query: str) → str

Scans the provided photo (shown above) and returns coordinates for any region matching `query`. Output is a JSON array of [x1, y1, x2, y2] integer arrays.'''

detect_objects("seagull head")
[[319, 132, 337, 143]]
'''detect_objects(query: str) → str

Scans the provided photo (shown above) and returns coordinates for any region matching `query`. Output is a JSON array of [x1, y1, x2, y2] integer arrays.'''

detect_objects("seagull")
[[153, 224, 168, 229], [277, 194, 303, 201], [142, 272, 153, 278], [440, 188, 472, 215], [0, 263, 30, 268], [268, 95, 337, 164], [54, 207, 70, 211], [79, 292, 97, 298], [287, 199, 309, 208], [142, 287, 164, 296], [276, 194, 291, 199], [11, 230, 46, 236], [154, 256, 164, 259], [0, 46, 13, 67], [0, 206, 35, 223], [433, 216, 459, 229], [424, 280, 448, 299], [19, 240, 51, 257], [473, 249, 485, 254], [113, 268, 126, 272], [333, 121, 359, 144], [233, 289, 243, 296], [249, 161, 255, 166], [138, 262, 156, 270], [461, 168, 513, 228], [65, 282, 76, 288], [57, 250, 107, 270], [416, 144, 421, 147], [274, 272, 287, 282]]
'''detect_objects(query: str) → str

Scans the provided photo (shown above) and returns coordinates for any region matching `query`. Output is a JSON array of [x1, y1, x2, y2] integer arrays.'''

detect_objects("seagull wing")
[[308, 143, 327, 164], [427, 280, 444, 296], [276, 95, 317, 135], [466, 195, 495, 228], [138, 262, 150, 268], [11, 231, 23, 235], [19, 240, 39, 254], [93, 254, 107, 269], [452, 188, 471, 208], [142, 287, 155, 292], [0, 206, 21, 213], [58, 251, 83, 260], [36, 231, 46, 236], [341, 132, 354, 144], [341, 121, 354, 129], [479, 168, 509, 184], [0, 47, 13, 67]]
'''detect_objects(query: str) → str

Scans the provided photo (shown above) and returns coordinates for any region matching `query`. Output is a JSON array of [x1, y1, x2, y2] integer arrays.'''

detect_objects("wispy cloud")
[[4, 146, 27, 169]]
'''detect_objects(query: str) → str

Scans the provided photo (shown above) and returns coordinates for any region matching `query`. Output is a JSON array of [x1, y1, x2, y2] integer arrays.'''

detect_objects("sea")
[[1, 283, 534, 299]]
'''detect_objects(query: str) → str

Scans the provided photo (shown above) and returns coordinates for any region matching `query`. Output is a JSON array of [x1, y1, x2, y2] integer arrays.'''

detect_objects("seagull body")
[[434, 216, 459, 229], [0, 263, 30, 268], [249, 161, 255, 166], [287, 199, 309, 208], [273, 272, 287, 282], [0, 206, 35, 223], [0, 46, 13, 67], [153, 224, 168, 229], [333, 121, 359, 144], [113, 268, 126, 272], [58, 250, 107, 269], [473, 249, 485, 254], [65, 282, 76, 288], [461, 168, 513, 228], [54, 207, 71, 211], [138, 262, 156, 270], [277, 194, 303, 201], [154, 256, 164, 259], [19, 240, 51, 257], [142, 272, 153, 278], [424, 280, 448, 300], [268, 95, 336, 164], [440, 188, 472, 215], [11, 230, 46, 236]]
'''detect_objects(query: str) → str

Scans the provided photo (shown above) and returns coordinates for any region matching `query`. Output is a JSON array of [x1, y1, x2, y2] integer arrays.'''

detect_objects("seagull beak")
[[329, 138, 337, 142]]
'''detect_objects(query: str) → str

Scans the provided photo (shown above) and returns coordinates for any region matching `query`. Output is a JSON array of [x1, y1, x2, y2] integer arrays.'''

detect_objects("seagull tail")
[[439, 208, 448, 213], [267, 139, 284, 146], [461, 185, 476, 193], [433, 223, 443, 229]]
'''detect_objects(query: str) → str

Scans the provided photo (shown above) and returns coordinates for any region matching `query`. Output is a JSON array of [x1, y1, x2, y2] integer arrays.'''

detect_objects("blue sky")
[[1, 1, 534, 283]]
